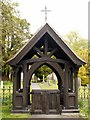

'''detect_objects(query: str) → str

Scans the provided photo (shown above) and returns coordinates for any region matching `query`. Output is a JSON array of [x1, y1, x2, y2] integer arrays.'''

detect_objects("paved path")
[[31, 83, 41, 90], [31, 114, 83, 120]]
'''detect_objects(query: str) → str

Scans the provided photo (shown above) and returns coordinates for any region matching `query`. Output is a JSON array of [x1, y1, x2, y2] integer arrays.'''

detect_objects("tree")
[[87, 43, 90, 86], [35, 65, 53, 82], [65, 31, 88, 85], [1, 0, 31, 80]]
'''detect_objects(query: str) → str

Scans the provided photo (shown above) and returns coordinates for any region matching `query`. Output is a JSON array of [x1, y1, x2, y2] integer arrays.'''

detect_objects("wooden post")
[[74, 67, 79, 109], [28, 82, 31, 105], [71, 68, 73, 91], [12, 66, 17, 110], [63, 64, 69, 109], [23, 63, 28, 109]]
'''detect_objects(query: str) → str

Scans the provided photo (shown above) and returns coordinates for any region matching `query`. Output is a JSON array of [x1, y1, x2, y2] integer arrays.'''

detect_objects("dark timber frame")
[[7, 23, 85, 113]]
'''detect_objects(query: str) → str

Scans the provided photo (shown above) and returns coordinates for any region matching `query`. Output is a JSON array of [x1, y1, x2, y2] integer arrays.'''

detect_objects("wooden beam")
[[44, 38, 48, 54], [33, 46, 43, 57], [40, 47, 52, 52], [47, 48, 57, 57], [21, 57, 70, 65], [35, 52, 42, 58]]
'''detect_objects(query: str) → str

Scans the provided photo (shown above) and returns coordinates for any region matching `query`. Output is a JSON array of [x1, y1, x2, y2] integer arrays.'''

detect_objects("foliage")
[[2, 106, 31, 118], [35, 65, 53, 81], [78, 99, 88, 117], [1, 0, 31, 80], [78, 65, 89, 85], [87, 44, 90, 84], [65, 31, 88, 85], [78, 86, 89, 117]]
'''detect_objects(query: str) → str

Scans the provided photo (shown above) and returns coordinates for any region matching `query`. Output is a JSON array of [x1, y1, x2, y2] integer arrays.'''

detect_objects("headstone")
[[47, 72, 57, 84], [43, 74, 45, 82], [87, 84, 90, 89], [1, 81, 3, 89]]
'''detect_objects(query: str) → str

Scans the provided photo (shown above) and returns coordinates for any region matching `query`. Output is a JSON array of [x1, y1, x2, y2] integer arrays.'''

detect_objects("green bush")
[[78, 99, 88, 117]]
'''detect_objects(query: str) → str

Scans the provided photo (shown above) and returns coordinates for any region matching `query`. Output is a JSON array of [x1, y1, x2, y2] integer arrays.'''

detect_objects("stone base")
[[9, 109, 87, 120], [30, 114, 85, 120], [62, 109, 79, 113], [1, 116, 87, 120], [11, 109, 29, 113], [11, 108, 79, 114], [1, 114, 87, 120]]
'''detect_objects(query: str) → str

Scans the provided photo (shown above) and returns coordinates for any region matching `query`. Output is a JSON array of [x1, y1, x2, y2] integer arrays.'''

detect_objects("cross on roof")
[[41, 6, 51, 21]]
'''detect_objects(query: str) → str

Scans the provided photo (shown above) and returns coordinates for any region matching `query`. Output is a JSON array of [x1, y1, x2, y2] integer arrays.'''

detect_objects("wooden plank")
[[47, 48, 58, 58], [33, 46, 43, 57], [31, 90, 61, 114]]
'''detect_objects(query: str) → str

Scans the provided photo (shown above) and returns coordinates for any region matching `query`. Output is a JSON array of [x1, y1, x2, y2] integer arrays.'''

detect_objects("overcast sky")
[[14, 0, 89, 39]]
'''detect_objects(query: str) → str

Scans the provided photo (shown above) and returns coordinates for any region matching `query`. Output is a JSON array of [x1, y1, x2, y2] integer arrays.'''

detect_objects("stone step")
[[29, 118, 85, 120], [1, 114, 87, 120], [62, 109, 79, 113], [30, 115, 85, 120], [1, 118, 86, 120]]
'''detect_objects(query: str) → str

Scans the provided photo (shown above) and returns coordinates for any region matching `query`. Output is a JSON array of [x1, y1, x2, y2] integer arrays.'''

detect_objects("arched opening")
[[26, 62, 63, 109], [31, 64, 58, 88]]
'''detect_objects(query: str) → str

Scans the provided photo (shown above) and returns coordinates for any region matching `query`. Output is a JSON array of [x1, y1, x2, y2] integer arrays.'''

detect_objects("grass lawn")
[[78, 86, 89, 117], [38, 80, 58, 90], [1, 81, 31, 119], [1, 81, 89, 118], [2, 105, 31, 119]]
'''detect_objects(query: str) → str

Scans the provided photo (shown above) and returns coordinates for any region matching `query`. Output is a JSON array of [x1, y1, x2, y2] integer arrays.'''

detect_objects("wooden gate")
[[31, 90, 62, 114]]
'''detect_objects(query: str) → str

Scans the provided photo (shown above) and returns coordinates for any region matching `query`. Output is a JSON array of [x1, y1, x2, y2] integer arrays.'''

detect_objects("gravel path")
[[31, 83, 41, 90]]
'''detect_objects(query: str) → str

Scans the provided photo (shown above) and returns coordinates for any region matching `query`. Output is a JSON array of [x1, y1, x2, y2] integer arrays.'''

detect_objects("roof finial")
[[41, 6, 51, 22]]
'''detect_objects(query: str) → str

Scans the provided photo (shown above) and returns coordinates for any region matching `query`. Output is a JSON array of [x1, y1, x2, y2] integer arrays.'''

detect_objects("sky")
[[14, 0, 89, 39]]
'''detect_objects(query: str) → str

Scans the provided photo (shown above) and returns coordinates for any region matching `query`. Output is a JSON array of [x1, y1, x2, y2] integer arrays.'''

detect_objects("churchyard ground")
[[0, 81, 89, 119]]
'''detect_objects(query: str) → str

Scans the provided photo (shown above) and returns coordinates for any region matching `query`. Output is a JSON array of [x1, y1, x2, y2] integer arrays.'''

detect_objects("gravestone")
[[1, 81, 3, 89]]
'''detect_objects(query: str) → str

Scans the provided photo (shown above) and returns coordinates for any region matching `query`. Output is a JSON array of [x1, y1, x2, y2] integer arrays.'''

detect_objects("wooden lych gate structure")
[[7, 23, 85, 114]]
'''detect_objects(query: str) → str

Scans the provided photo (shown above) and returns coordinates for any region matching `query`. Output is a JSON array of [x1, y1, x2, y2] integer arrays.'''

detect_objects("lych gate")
[[7, 23, 85, 114]]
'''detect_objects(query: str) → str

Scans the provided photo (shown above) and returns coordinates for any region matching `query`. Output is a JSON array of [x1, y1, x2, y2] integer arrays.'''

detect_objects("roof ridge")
[[7, 23, 86, 66]]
